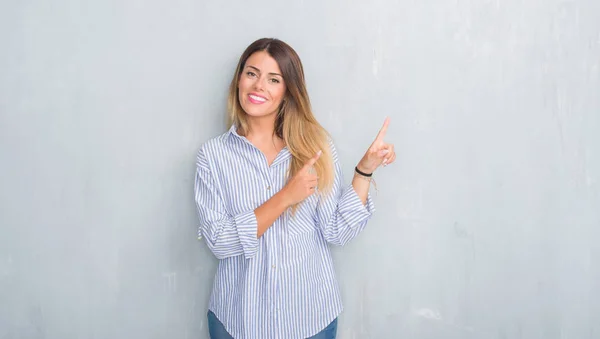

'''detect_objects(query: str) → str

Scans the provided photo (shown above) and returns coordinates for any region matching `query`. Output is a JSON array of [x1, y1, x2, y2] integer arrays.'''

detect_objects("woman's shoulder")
[[195, 129, 233, 167], [324, 134, 340, 162]]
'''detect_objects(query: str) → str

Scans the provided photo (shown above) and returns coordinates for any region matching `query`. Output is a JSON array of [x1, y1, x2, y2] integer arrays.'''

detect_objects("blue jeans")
[[207, 310, 337, 339]]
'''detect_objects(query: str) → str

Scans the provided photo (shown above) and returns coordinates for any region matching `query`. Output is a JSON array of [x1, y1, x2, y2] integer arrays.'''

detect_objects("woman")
[[194, 38, 395, 339]]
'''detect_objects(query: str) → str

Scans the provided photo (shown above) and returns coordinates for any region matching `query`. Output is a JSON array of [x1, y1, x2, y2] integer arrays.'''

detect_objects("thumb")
[[378, 149, 390, 157]]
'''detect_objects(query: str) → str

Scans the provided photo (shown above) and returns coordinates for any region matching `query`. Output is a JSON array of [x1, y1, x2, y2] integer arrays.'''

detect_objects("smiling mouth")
[[248, 94, 267, 104]]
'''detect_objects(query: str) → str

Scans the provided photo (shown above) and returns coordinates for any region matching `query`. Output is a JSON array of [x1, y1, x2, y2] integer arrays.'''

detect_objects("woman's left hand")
[[356, 117, 395, 174]]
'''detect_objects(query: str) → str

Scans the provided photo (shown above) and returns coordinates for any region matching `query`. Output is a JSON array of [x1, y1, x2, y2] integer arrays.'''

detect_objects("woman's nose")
[[253, 76, 266, 91]]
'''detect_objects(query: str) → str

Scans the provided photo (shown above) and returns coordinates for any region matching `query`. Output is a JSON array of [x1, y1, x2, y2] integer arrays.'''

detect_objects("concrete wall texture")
[[1, 0, 599, 338]]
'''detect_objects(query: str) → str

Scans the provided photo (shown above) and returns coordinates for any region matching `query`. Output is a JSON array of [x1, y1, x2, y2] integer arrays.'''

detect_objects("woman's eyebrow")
[[246, 65, 282, 77]]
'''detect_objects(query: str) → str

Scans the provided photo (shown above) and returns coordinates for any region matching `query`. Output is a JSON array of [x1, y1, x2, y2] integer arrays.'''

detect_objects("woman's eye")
[[270, 78, 280, 84], [246, 71, 256, 77]]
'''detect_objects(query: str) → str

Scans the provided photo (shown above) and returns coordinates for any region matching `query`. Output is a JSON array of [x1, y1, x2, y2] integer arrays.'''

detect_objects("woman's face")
[[238, 51, 287, 119]]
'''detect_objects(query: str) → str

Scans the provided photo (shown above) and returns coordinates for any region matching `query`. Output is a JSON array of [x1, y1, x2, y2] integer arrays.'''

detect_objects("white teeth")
[[249, 95, 266, 102]]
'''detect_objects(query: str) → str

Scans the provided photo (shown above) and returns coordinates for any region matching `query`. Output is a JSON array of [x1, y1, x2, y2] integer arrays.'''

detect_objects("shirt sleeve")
[[194, 147, 259, 260], [315, 141, 375, 246]]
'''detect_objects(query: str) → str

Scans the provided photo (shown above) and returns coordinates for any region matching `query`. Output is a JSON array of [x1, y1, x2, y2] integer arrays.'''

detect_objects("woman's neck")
[[244, 115, 284, 149]]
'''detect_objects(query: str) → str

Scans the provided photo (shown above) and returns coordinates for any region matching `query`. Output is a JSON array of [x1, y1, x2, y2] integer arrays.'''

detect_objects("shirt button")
[[272, 265, 276, 269], [267, 186, 271, 190]]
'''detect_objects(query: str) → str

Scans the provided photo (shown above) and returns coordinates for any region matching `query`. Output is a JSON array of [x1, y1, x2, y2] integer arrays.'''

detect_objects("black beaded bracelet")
[[354, 166, 372, 177]]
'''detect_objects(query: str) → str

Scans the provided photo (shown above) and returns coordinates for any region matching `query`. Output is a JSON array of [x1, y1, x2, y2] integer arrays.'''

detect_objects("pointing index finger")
[[304, 150, 322, 169], [375, 117, 390, 141]]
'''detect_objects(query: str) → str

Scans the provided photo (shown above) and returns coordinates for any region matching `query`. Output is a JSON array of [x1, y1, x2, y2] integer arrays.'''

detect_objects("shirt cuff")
[[233, 210, 259, 259], [337, 184, 376, 225]]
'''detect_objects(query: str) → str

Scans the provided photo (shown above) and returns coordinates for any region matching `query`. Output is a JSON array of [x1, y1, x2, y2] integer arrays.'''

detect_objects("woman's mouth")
[[248, 94, 267, 104]]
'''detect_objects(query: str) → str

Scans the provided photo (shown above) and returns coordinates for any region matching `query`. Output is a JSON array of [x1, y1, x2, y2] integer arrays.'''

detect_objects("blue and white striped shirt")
[[194, 125, 375, 339]]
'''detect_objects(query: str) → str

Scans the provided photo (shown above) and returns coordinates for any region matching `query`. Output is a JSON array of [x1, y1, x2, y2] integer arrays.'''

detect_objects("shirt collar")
[[226, 124, 292, 167], [226, 124, 240, 143]]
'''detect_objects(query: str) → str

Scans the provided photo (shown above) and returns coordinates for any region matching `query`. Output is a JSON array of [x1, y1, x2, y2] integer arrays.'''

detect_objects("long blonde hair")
[[227, 38, 334, 201]]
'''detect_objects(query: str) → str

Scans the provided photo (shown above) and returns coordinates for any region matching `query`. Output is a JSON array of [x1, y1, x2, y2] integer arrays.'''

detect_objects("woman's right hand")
[[280, 150, 322, 206]]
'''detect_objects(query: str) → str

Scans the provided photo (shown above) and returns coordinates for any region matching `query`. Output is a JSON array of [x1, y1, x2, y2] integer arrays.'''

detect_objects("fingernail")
[[317, 150, 322, 156]]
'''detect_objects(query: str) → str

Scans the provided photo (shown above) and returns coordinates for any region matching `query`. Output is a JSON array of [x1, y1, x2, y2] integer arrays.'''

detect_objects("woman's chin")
[[242, 108, 277, 119]]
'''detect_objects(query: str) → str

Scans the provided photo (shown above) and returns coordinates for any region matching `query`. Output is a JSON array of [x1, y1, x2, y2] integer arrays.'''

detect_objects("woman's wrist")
[[355, 164, 372, 177]]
